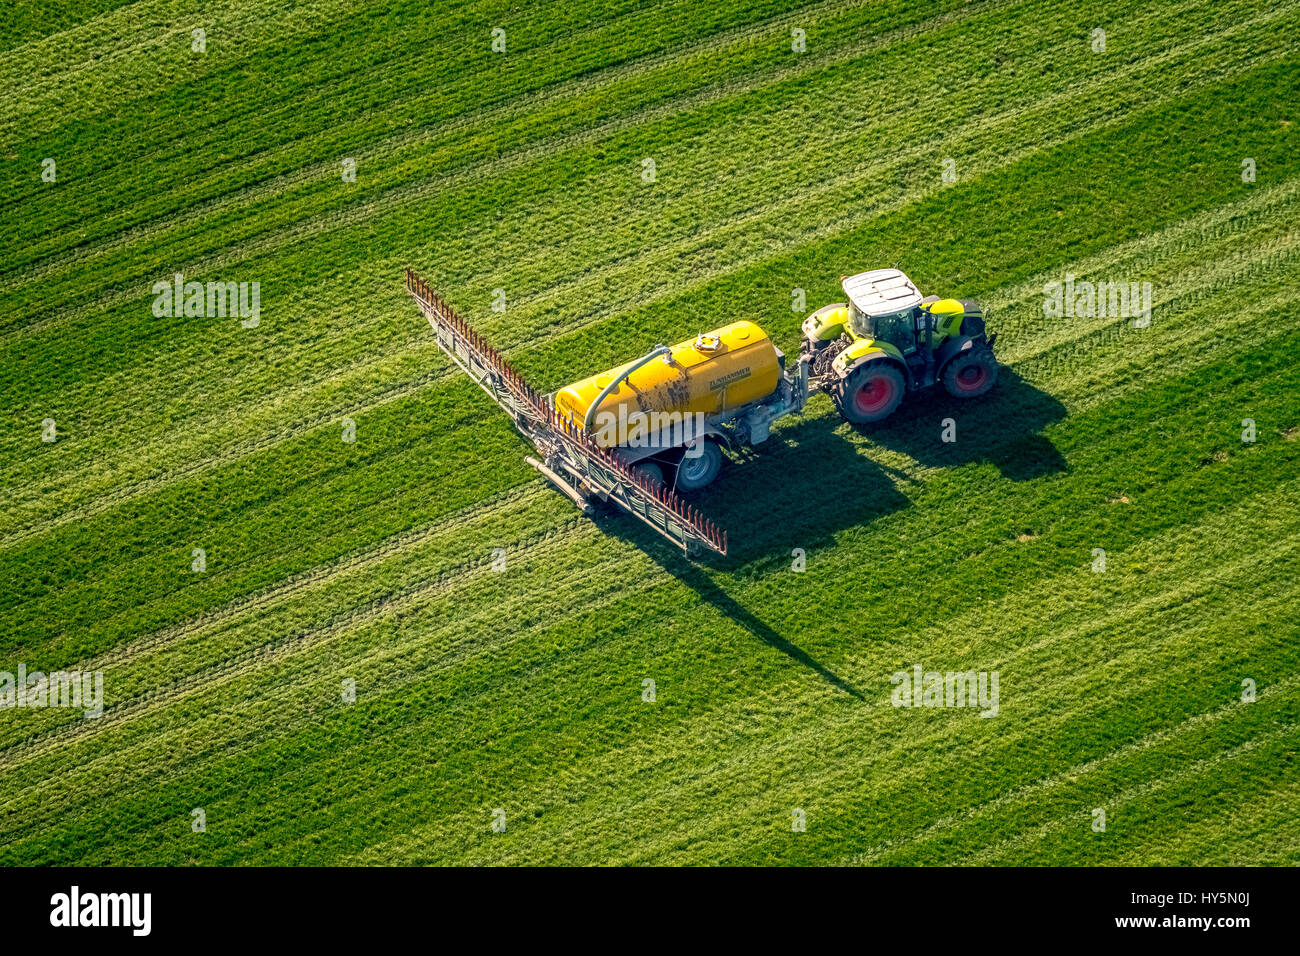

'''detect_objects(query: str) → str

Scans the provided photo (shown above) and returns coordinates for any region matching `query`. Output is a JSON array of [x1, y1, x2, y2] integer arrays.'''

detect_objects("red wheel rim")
[[955, 364, 988, 392], [853, 374, 896, 414]]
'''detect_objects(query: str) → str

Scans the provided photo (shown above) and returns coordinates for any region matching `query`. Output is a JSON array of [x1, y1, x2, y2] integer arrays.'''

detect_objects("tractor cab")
[[843, 269, 924, 351], [853, 305, 918, 353]]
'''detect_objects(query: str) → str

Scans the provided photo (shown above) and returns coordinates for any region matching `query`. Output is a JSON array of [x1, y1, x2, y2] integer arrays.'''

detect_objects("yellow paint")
[[555, 321, 781, 446]]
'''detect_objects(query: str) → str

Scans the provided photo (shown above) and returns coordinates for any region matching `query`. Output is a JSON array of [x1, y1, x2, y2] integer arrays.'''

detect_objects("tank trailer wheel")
[[632, 461, 665, 485], [833, 362, 906, 425], [942, 347, 998, 399], [675, 440, 724, 492]]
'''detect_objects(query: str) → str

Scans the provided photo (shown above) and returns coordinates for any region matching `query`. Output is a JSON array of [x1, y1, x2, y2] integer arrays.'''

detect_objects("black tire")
[[942, 347, 998, 399], [832, 361, 906, 425], [675, 440, 723, 492], [632, 461, 665, 485]]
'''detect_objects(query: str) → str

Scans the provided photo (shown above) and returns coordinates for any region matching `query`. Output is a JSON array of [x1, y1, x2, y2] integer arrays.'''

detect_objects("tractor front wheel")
[[833, 362, 906, 425], [941, 347, 998, 399]]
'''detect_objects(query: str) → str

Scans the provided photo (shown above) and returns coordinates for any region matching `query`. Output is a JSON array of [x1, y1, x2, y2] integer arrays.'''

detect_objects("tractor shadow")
[[852, 368, 1067, 481]]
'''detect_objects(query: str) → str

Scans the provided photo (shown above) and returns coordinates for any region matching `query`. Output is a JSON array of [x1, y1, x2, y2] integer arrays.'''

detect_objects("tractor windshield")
[[849, 303, 916, 350], [868, 309, 916, 351], [848, 302, 872, 338]]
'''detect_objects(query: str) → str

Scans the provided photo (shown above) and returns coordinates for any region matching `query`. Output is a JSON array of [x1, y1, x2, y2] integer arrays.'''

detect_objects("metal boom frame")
[[405, 269, 727, 556]]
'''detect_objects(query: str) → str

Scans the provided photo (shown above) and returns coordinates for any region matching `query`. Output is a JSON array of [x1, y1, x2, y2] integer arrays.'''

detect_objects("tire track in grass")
[[5, 166, 1292, 569], [476, 529, 1300, 865], [1137, 778, 1300, 865], [0, 352, 462, 545], [0, 523, 665, 832], [0, 479, 550, 726], [969, 720, 1300, 865], [0, 497, 708, 823], [998, 225, 1300, 365], [12, 390, 1289, 858], [844, 673, 1300, 864], [1, 7, 1285, 548], [1012, 246, 1300, 397], [1013, 234, 1300, 374], [0, 546, 792, 846], [0, 0, 1197, 340], [0, 0, 362, 88], [702, 671, 1300, 868], [0, 0, 408, 141], [0, 512, 600, 778], [0, 0, 922, 288], [982, 178, 1300, 346], [335, 528, 1297, 864]]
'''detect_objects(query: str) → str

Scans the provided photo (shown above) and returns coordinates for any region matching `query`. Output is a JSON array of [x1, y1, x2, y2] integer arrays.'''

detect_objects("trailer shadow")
[[590, 420, 912, 700], [642, 544, 866, 700], [698, 415, 913, 562], [852, 368, 1068, 481], [583, 371, 1064, 700]]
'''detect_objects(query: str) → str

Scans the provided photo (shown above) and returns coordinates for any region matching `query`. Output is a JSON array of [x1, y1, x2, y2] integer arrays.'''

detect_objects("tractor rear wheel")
[[675, 440, 723, 492], [942, 347, 998, 399], [833, 362, 906, 424]]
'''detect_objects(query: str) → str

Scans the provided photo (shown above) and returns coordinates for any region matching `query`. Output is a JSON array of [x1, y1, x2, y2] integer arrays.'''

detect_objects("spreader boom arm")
[[405, 269, 727, 556]]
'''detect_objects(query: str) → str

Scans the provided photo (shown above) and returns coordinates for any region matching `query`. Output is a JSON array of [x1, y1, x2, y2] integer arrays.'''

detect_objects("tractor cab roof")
[[842, 269, 922, 317]]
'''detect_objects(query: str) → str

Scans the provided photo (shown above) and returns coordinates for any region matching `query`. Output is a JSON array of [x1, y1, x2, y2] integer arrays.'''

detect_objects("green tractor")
[[801, 268, 999, 424]]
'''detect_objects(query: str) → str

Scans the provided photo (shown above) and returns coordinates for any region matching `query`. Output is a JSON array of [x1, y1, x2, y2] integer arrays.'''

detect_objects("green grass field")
[[1, 0, 1297, 865]]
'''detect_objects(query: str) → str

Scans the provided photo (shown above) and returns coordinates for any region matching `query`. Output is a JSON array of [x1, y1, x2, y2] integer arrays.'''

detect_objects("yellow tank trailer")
[[554, 321, 782, 447], [406, 265, 996, 556]]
